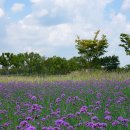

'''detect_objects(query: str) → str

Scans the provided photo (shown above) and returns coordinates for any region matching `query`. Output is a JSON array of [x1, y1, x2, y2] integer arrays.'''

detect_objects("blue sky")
[[0, 0, 130, 66]]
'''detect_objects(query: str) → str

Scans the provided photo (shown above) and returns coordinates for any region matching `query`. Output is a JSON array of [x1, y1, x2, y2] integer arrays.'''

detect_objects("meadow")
[[0, 71, 130, 130], [1, 70, 130, 83]]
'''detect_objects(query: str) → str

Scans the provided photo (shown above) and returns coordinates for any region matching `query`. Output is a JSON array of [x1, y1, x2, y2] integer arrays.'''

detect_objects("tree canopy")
[[120, 33, 130, 55], [75, 30, 109, 68], [100, 55, 120, 71]]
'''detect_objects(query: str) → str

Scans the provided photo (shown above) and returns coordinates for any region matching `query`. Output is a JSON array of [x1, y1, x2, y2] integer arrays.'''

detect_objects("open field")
[[0, 71, 130, 83], [0, 71, 130, 129]]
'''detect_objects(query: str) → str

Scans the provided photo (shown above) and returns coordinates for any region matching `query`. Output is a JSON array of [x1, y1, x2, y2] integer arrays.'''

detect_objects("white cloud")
[[3, 1, 115, 53], [110, 13, 126, 26], [0, 8, 4, 17], [48, 24, 72, 43], [54, 0, 112, 9], [20, 14, 39, 25], [1, 0, 130, 66], [30, 0, 43, 5], [0, 0, 5, 7], [121, 0, 130, 11], [11, 3, 25, 12], [37, 9, 48, 17], [30, 0, 42, 3]]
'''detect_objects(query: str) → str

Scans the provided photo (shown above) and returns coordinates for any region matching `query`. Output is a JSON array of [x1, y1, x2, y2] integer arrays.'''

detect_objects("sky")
[[0, 0, 130, 66]]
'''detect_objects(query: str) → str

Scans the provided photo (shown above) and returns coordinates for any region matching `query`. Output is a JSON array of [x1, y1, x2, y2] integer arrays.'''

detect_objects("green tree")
[[100, 55, 120, 71], [75, 30, 109, 68], [45, 56, 69, 75], [68, 56, 85, 72], [122, 64, 130, 72], [23, 52, 43, 75], [120, 33, 130, 55], [0, 52, 14, 74], [10, 53, 26, 74]]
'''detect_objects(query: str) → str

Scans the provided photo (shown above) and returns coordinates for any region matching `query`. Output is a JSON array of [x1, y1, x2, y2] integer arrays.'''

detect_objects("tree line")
[[0, 31, 130, 75]]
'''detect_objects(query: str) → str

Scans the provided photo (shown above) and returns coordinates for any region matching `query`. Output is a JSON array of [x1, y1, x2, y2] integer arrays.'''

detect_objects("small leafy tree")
[[75, 30, 109, 68], [120, 33, 130, 55]]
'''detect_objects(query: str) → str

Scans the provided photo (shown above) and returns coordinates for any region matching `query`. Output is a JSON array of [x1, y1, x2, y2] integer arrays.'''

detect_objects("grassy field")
[[0, 70, 130, 83], [0, 71, 130, 130]]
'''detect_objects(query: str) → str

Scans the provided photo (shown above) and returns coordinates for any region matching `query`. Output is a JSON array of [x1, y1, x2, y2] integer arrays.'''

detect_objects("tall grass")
[[0, 70, 130, 83]]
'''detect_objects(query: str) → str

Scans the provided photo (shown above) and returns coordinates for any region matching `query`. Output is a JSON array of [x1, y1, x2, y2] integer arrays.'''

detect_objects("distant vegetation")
[[0, 31, 130, 75]]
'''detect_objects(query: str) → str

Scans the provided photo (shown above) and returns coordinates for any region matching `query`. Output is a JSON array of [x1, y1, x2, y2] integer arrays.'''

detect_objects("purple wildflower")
[[31, 96, 37, 100], [20, 121, 29, 127], [67, 125, 74, 130], [112, 120, 120, 126], [26, 117, 34, 121], [104, 109, 111, 115], [96, 101, 101, 105], [91, 116, 99, 121], [25, 126, 36, 130], [105, 115, 112, 121], [55, 119, 64, 127], [80, 106, 88, 113]]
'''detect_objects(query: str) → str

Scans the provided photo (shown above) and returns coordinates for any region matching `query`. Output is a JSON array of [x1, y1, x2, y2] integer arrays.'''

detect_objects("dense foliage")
[[120, 33, 130, 55], [100, 55, 120, 71], [0, 52, 121, 75]]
